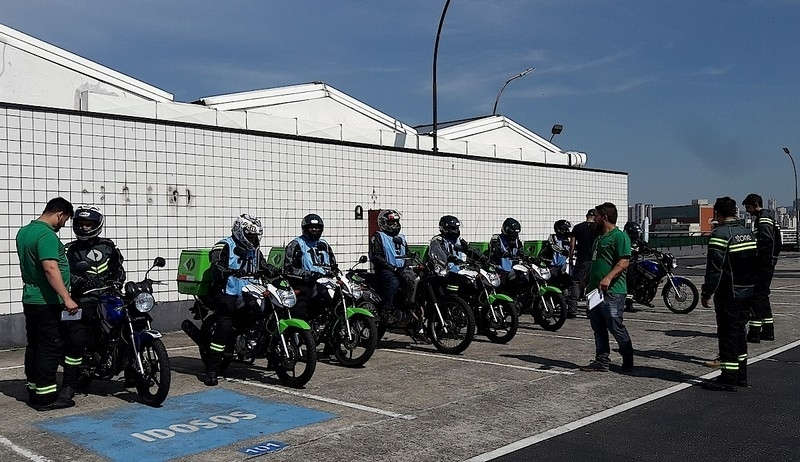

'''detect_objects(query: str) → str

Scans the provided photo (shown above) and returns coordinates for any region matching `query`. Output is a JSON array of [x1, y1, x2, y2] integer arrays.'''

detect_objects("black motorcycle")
[[76, 257, 171, 406], [182, 275, 317, 388], [361, 251, 476, 354], [629, 250, 699, 314]]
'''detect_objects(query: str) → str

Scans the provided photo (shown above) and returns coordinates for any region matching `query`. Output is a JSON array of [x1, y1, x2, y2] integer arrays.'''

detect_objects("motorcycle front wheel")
[[427, 295, 475, 355], [662, 277, 699, 314], [535, 293, 567, 331], [481, 299, 519, 344], [134, 338, 171, 407], [331, 314, 378, 367], [275, 328, 317, 388]]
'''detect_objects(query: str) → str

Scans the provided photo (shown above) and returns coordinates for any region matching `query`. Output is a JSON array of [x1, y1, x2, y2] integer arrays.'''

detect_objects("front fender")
[[133, 329, 163, 342], [539, 285, 563, 296], [345, 306, 374, 318], [487, 293, 513, 304], [278, 318, 311, 333]]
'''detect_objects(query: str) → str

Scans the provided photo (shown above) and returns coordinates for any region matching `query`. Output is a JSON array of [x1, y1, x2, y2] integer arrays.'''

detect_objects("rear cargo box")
[[177, 249, 212, 295]]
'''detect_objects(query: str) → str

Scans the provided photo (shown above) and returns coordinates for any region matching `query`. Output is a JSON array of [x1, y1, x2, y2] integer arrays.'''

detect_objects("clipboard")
[[586, 289, 604, 310]]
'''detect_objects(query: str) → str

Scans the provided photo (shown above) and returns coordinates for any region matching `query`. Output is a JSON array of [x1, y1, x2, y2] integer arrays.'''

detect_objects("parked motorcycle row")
[[70, 240, 698, 408]]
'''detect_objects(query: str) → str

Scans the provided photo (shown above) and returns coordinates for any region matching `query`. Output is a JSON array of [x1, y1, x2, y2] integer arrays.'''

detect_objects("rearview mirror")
[[153, 257, 166, 268], [359, 255, 368, 263]]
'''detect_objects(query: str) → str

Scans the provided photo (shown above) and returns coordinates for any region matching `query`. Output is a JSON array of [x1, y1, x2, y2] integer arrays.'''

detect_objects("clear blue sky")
[[5, 1, 800, 208]]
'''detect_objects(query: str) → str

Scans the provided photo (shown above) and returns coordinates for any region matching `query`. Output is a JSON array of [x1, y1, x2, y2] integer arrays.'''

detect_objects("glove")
[[260, 264, 282, 279]]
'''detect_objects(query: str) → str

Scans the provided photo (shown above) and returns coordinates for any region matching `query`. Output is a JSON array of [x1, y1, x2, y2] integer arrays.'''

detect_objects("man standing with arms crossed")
[[15, 197, 78, 410]]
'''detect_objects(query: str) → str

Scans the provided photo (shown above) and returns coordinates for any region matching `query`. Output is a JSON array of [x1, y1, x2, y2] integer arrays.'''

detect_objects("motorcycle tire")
[[332, 314, 378, 367], [535, 293, 567, 332], [662, 277, 699, 314], [134, 337, 171, 407], [481, 299, 519, 344], [427, 295, 475, 355], [275, 328, 317, 388]]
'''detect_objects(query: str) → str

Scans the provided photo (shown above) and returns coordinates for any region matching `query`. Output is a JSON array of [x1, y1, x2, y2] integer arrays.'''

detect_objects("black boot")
[[761, 324, 774, 341], [747, 326, 761, 343], [701, 376, 737, 392], [737, 361, 748, 387], [204, 371, 218, 386]]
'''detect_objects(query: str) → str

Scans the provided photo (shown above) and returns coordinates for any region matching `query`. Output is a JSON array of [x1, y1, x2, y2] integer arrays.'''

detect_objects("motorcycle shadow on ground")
[[656, 329, 717, 339], [0, 377, 148, 407], [168, 355, 310, 388]]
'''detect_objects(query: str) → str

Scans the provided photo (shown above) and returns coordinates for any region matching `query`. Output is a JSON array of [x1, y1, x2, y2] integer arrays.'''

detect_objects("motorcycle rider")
[[284, 214, 338, 328], [489, 218, 523, 279], [62, 206, 126, 400], [428, 215, 488, 272], [368, 209, 409, 321], [205, 214, 280, 386], [742, 193, 781, 343], [623, 221, 653, 313], [540, 220, 576, 317]]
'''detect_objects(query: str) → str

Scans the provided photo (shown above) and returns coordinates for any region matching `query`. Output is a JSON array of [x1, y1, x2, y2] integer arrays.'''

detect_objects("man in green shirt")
[[15, 197, 77, 411], [581, 202, 634, 372]]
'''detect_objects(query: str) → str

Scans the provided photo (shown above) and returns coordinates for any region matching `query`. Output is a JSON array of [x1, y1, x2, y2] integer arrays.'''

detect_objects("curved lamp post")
[[432, 0, 452, 152], [784, 147, 799, 250], [492, 67, 535, 115]]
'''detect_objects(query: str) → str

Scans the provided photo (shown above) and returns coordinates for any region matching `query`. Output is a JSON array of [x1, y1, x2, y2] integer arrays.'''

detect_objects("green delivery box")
[[177, 249, 212, 295], [469, 241, 489, 257], [523, 240, 545, 258]]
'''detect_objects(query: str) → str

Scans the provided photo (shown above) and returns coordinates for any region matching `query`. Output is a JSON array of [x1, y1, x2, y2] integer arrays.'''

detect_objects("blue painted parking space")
[[36, 389, 336, 461]]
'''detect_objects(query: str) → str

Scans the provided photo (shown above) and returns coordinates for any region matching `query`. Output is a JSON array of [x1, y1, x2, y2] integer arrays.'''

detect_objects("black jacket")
[[702, 219, 758, 299]]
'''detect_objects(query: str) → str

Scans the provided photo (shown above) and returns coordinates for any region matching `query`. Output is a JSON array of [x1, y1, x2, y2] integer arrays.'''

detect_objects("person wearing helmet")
[[368, 209, 408, 320], [489, 218, 523, 276], [622, 221, 653, 313], [284, 214, 338, 322], [62, 205, 126, 400], [428, 215, 487, 273], [540, 219, 576, 317], [204, 214, 279, 386]]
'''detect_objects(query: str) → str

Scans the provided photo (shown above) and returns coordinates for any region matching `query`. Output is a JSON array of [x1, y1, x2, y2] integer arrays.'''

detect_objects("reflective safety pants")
[[714, 294, 749, 384]]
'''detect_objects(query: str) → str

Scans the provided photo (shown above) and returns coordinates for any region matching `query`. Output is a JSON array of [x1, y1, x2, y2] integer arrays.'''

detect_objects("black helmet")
[[301, 214, 324, 240], [501, 217, 521, 239], [232, 214, 263, 250], [624, 221, 642, 241], [378, 209, 402, 236], [554, 219, 572, 237], [439, 215, 461, 240], [73, 205, 104, 240]]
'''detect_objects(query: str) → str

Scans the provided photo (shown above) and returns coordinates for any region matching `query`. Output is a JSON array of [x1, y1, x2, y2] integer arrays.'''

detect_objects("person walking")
[[701, 197, 757, 392], [15, 197, 77, 410], [580, 202, 634, 372], [742, 193, 781, 343]]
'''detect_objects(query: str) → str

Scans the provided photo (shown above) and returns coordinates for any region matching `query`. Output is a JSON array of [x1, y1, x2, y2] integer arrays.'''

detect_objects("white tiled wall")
[[0, 105, 627, 315]]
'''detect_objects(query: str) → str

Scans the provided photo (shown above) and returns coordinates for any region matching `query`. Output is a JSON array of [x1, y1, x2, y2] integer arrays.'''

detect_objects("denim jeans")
[[587, 292, 633, 365]]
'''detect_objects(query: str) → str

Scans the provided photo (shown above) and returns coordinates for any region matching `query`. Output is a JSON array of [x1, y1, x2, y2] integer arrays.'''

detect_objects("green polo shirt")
[[15, 220, 70, 305], [587, 227, 631, 294]]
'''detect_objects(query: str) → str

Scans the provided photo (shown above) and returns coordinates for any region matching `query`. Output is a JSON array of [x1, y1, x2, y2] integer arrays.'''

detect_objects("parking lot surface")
[[0, 252, 798, 461]]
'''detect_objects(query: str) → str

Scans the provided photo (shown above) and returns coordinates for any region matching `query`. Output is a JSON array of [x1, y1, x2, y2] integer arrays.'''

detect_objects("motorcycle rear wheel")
[[134, 338, 171, 407], [535, 293, 567, 331], [662, 277, 699, 314], [427, 295, 475, 354], [332, 314, 378, 367], [481, 299, 519, 344], [275, 328, 317, 388]]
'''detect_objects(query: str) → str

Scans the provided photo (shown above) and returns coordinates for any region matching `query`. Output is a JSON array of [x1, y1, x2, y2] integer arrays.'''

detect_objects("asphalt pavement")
[[0, 251, 797, 462]]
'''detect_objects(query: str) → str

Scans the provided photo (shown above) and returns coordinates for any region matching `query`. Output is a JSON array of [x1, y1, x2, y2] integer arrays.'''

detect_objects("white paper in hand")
[[61, 308, 82, 321], [586, 289, 604, 310]]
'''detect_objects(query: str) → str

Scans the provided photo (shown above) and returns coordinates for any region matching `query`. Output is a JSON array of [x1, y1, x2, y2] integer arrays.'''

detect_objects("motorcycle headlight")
[[277, 288, 297, 307], [434, 264, 448, 277], [485, 271, 501, 287], [350, 284, 363, 300], [133, 293, 155, 313], [537, 266, 552, 280]]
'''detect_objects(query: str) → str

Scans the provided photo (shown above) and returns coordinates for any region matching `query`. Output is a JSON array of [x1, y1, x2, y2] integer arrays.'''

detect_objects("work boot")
[[31, 396, 76, 411], [204, 371, 218, 387], [58, 386, 75, 401], [624, 299, 639, 313], [700, 376, 737, 392], [761, 324, 774, 341], [747, 327, 761, 343]]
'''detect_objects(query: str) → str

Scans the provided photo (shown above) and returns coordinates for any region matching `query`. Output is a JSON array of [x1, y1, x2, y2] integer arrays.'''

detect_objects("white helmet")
[[232, 214, 263, 250]]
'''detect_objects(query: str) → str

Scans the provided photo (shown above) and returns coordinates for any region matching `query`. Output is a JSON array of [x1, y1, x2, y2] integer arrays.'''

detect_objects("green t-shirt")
[[15, 220, 70, 305], [587, 227, 631, 294]]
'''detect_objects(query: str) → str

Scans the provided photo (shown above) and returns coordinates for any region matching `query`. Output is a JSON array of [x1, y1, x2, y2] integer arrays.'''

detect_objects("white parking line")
[[625, 318, 717, 329], [0, 435, 53, 462], [464, 338, 800, 462], [380, 348, 574, 375], [225, 378, 416, 420], [515, 330, 594, 341]]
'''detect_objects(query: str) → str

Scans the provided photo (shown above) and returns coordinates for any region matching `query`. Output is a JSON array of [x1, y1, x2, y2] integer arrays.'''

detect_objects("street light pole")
[[492, 67, 535, 116], [784, 147, 799, 250], [432, 0, 452, 153]]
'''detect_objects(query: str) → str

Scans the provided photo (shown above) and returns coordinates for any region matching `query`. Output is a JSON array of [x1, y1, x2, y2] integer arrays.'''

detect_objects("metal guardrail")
[[648, 234, 710, 248]]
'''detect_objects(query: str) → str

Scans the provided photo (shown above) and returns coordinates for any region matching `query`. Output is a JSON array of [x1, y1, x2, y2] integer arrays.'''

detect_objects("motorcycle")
[[448, 259, 518, 344], [76, 257, 171, 407], [182, 274, 317, 388], [503, 255, 568, 331], [307, 256, 378, 367], [629, 250, 699, 314], [360, 250, 476, 354]]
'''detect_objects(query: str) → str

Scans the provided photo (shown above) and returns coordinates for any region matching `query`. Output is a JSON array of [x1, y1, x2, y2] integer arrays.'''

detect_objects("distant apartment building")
[[628, 203, 652, 225]]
